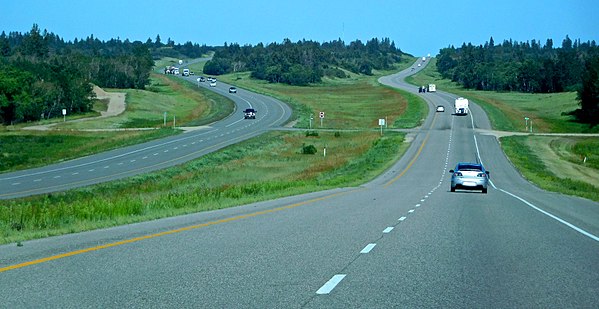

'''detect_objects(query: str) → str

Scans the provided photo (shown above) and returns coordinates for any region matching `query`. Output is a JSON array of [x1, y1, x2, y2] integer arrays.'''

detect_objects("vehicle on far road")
[[428, 84, 436, 92], [450, 162, 489, 193], [244, 108, 256, 119], [210, 81, 216, 87], [454, 97, 469, 115], [182, 69, 190, 76], [229, 87, 237, 93], [436, 105, 445, 112]]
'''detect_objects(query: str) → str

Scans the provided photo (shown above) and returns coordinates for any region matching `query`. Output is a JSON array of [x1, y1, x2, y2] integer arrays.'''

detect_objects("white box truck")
[[428, 84, 436, 92], [454, 97, 469, 115]]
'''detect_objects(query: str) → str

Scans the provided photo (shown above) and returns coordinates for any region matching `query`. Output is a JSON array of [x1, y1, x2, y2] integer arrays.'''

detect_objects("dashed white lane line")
[[72, 172, 79, 175], [316, 274, 346, 295], [12, 182, 20, 186], [415, 204, 421, 207], [360, 243, 377, 253], [398, 216, 407, 221], [53, 176, 61, 179], [142, 156, 148, 159], [408, 209, 415, 213], [383, 227, 394, 233], [33, 179, 41, 182]]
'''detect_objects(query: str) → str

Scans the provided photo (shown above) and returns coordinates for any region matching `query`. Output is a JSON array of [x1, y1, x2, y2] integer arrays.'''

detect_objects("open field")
[[59, 73, 234, 129], [408, 58, 599, 202], [215, 57, 424, 129], [0, 57, 425, 243], [501, 136, 598, 202], [0, 73, 234, 173], [0, 131, 408, 244]]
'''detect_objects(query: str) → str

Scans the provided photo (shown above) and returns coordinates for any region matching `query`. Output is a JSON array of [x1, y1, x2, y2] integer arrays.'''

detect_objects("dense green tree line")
[[203, 38, 405, 86], [437, 36, 599, 125], [0, 25, 158, 124]]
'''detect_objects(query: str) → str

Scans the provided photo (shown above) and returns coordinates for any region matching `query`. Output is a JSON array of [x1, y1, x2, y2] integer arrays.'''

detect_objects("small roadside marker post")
[[379, 118, 386, 136]]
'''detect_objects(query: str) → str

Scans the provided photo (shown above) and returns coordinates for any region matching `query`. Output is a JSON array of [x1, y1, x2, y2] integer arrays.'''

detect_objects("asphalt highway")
[[0, 76, 292, 199], [1, 59, 598, 308]]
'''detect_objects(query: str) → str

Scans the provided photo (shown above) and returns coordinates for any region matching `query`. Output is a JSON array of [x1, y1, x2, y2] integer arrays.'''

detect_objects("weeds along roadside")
[[1, 59, 423, 244], [407, 58, 599, 202], [0, 131, 408, 244]]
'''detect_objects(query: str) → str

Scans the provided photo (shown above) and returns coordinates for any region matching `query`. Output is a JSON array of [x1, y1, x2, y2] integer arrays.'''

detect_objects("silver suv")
[[449, 162, 489, 193]]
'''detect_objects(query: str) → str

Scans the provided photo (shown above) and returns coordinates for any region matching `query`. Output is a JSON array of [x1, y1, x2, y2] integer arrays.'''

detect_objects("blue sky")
[[2, 0, 597, 56]]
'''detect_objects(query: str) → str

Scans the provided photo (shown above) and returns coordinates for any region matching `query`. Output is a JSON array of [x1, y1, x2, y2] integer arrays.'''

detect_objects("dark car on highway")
[[450, 162, 490, 193], [243, 108, 256, 119]]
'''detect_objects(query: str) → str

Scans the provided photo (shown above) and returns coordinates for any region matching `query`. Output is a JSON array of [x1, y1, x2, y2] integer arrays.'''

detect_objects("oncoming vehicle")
[[243, 108, 256, 119], [209, 81, 216, 87], [449, 162, 490, 193], [229, 87, 237, 93], [436, 105, 445, 112]]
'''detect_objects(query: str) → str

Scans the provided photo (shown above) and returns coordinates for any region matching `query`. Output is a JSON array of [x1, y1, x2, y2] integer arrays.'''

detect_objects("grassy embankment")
[[0, 57, 426, 244], [0, 73, 234, 173], [408, 58, 599, 201]]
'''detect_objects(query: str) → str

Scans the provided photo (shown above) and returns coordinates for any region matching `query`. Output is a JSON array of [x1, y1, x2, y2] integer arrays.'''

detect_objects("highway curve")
[[0, 77, 292, 199], [1, 59, 598, 308]]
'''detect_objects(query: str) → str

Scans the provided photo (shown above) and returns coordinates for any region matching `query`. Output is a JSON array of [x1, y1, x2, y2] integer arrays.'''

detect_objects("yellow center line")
[[383, 110, 437, 188], [0, 189, 357, 273], [2, 104, 436, 272]]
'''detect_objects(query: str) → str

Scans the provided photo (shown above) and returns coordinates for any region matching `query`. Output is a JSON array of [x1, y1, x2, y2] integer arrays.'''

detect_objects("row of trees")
[[0, 25, 157, 124], [436, 36, 599, 125], [436, 36, 599, 93], [203, 38, 406, 86]]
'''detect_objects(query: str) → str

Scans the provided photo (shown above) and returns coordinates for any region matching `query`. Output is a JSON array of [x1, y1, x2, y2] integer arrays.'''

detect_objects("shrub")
[[301, 144, 317, 154]]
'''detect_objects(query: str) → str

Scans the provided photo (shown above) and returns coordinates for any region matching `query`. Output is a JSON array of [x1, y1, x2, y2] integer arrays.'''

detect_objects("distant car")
[[436, 105, 445, 112], [189, 71, 195, 75], [209, 81, 216, 87], [229, 87, 237, 93], [244, 108, 256, 119], [199, 77, 205, 82], [182, 69, 190, 76], [450, 162, 490, 193]]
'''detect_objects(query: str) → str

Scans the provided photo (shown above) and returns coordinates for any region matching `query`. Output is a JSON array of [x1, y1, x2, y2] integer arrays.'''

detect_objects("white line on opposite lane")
[[360, 243, 377, 253], [316, 274, 347, 295]]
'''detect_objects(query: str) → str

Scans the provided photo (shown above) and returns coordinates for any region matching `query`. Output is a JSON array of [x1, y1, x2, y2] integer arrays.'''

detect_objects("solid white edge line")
[[360, 243, 377, 253], [316, 274, 346, 295], [494, 182, 599, 243], [470, 109, 598, 243]]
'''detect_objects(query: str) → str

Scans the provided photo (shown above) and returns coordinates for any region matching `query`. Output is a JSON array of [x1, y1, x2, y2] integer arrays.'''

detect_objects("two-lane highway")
[[1, 59, 597, 308], [0, 77, 292, 199]]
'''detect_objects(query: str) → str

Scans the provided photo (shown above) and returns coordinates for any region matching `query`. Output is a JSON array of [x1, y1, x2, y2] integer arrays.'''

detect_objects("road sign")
[[319, 112, 325, 118]]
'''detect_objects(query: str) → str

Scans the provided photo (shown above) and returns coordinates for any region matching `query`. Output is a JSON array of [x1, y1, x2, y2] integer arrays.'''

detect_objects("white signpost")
[[319, 111, 325, 127], [62, 108, 67, 122], [378, 118, 385, 135]]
